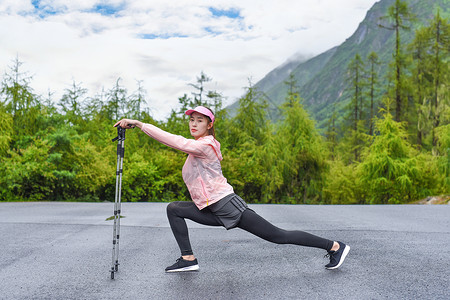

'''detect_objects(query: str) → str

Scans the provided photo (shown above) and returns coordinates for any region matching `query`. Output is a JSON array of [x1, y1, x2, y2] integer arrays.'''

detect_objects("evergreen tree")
[[408, 11, 449, 148], [409, 27, 431, 148], [434, 121, 450, 192], [325, 104, 338, 159], [167, 72, 225, 136], [427, 11, 449, 146], [230, 79, 268, 147], [59, 80, 87, 126], [323, 159, 364, 204], [0, 103, 13, 155], [358, 109, 424, 204], [0, 57, 41, 144], [284, 73, 301, 106], [379, 0, 416, 122], [128, 80, 148, 120], [188, 71, 211, 107], [221, 80, 269, 202], [366, 52, 380, 136], [267, 77, 328, 203], [165, 94, 192, 136], [343, 53, 367, 162], [106, 78, 128, 121]]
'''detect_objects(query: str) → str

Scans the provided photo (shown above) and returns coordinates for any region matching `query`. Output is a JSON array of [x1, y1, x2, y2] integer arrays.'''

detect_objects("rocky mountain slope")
[[227, 0, 449, 128]]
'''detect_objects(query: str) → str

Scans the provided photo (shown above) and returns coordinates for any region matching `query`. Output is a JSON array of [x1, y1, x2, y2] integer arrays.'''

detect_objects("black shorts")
[[209, 193, 249, 230]]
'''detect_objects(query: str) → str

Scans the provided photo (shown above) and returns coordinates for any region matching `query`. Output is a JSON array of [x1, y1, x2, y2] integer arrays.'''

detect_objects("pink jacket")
[[141, 123, 234, 210]]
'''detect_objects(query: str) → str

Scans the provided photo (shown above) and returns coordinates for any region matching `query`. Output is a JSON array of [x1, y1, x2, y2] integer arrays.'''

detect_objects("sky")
[[0, 0, 379, 120]]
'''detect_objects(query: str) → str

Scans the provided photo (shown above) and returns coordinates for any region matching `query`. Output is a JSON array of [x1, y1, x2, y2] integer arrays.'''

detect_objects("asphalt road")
[[0, 202, 449, 300]]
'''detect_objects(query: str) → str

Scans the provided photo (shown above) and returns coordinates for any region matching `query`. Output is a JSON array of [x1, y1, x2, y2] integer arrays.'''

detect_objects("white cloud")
[[0, 0, 379, 120]]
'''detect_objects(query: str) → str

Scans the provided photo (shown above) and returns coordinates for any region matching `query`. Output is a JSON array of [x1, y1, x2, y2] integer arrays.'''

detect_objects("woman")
[[114, 106, 350, 272]]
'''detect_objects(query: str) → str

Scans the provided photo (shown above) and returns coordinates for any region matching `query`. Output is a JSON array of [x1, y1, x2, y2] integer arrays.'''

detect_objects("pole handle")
[[112, 125, 126, 142]]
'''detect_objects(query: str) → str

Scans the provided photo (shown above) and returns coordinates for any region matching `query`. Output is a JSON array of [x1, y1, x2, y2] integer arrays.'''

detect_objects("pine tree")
[[359, 109, 422, 204], [165, 94, 192, 136], [230, 79, 268, 146], [428, 11, 449, 146], [434, 121, 450, 192], [379, 0, 416, 122], [284, 73, 301, 106], [408, 11, 449, 148], [267, 76, 328, 203], [325, 104, 338, 159], [0, 103, 13, 155], [106, 78, 128, 121], [59, 80, 87, 126], [128, 80, 148, 120], [409, 27, 431, 148], [366, 52, 380, 136], [222, 80, 269, 202], [0, 57, 40, 144], [344, 53, 367, 162], [188, 71, 211, 107]]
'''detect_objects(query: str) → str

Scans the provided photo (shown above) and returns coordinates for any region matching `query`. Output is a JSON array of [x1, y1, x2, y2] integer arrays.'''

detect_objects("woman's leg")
[[236, 209, 334, 251], [166, 201, 222, 256]]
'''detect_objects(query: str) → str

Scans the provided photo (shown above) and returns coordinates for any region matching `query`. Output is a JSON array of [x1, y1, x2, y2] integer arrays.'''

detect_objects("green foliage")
[[263, 94, 329, 204], [0, 138, 56, 201], [358, 111, 428, 203], [70, 138, 114, 201], [120, 151, 170, 202], [0, 104, 13, 155], [1, 58, 42, 142], [380, 0, 416, 122], [342, 53, 370, 162], [434, 122, 450, 190], [221, 82, 269, 202], [408, 10, 450, 148], [366, 51, 381, 136], [1, 11, 448, 207], [323, 160, 364, 204], [240, 0, 449, 131], [229, 81, 269, 147]]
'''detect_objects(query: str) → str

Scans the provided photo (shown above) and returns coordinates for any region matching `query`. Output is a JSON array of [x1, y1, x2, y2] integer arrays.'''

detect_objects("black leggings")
[[166, 201, 334, 256]]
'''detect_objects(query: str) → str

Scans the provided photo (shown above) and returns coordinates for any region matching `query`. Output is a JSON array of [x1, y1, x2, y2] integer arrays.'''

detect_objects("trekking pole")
[[110, 125, 126, 279]]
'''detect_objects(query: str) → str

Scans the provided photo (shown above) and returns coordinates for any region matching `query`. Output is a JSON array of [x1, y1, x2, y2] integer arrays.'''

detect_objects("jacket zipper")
[[198, 178, 209, 206]]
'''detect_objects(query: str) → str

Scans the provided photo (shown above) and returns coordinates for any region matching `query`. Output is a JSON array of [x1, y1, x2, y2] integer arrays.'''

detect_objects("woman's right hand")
[[114, 119, 143, 129]]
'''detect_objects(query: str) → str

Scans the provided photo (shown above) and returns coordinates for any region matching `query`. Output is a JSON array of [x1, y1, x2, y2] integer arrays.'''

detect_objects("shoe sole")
[[165, 265, 199, 273], [326, 245, 350, 270]]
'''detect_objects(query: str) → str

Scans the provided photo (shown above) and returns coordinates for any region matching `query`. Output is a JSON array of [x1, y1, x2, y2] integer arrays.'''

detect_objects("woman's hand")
[[114, 119, 143, 129]]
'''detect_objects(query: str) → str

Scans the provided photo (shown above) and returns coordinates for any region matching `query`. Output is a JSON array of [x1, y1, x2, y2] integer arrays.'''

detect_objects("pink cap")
[[185, 106, 215, 124]]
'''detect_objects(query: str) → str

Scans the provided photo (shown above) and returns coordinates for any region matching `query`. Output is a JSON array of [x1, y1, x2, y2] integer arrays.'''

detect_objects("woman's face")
[[189, 112, 212, 140]]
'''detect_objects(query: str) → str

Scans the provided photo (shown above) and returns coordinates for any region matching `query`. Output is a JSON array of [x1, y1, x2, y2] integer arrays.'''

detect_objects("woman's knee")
[[166, 201, 181, 216], [167, 201, 196, 217]]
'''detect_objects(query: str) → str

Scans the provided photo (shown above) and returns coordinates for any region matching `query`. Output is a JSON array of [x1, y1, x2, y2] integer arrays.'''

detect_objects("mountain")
[[227, 48, 337, 119], [226, 0, 449, 128]]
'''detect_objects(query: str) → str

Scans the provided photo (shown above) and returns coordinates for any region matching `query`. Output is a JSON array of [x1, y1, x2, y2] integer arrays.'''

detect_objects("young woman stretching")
[[114, 106, 350, 272]]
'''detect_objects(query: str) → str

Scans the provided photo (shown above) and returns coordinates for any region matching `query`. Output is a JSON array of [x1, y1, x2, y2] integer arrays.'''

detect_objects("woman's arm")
[[113, 119, 207, 157]]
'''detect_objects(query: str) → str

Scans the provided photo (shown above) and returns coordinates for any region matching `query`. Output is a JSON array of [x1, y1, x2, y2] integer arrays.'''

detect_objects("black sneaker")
[[325, 241, 350, 270], [165, 257, 199, 273]]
